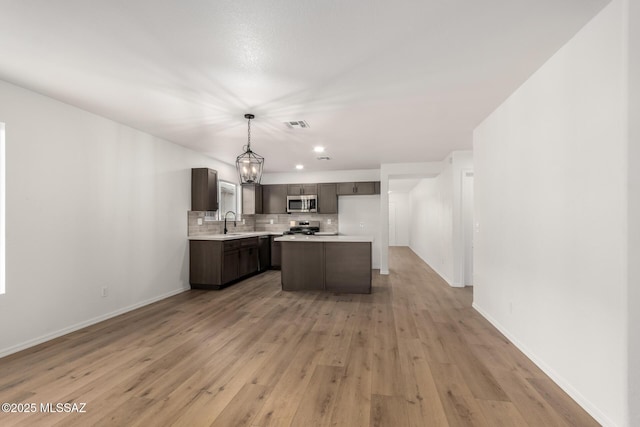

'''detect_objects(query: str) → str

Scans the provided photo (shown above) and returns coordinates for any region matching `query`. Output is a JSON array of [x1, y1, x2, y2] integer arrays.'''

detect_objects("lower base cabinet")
[[324, 243, 371, 294], [190, 237, 259, 289], [280, 242, 324, 291], [279, 241, 372, 294], [239, 246, 259, 277]]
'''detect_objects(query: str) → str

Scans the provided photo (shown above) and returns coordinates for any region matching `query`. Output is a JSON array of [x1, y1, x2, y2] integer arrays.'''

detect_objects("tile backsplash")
[[188, 211, 256, 236], [188, 211, 338, 235], [254, 213, 338, 233]]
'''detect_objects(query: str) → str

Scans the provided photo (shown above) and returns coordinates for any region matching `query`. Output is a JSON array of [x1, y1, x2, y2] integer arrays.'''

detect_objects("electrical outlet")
[[197, 218, 203, 225], [270, 219, 274, 225], [327, 219, 332, 225], [101, 287, 108, 298], [242, 219, 245, 225]]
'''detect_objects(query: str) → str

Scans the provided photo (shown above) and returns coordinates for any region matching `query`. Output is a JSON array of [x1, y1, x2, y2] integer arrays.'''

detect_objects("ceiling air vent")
[[317, 156, 331, 161], [284, 120, 310, 129]]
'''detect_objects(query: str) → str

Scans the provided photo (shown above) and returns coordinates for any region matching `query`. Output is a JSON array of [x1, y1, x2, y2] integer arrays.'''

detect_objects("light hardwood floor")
[[0, 247, 598, 426]]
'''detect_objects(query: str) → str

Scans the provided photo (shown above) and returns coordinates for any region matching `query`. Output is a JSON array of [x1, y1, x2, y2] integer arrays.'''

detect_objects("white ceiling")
[[0, 0, 607, 173]]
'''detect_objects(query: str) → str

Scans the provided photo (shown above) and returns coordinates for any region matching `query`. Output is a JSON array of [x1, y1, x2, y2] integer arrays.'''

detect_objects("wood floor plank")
[[429, 362, 490, 427], [370, 394, 410, 427], [415, 310, 450, 364], [475, 399, 529, 427], [371, 302, 404, 397], [397, 338, 449, 427], [317, 298, 360, 367], [526, 377, 600, 427], [289, 364, 344, 427], [434, 321, 509, 402], [250, 331, 327, 427], [210, 383, 269, 427], [0, 247, 599, 427], [329, 304, 373, 427]]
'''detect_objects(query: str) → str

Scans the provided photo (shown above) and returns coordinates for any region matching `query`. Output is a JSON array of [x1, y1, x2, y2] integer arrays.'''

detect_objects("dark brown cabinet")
[[262, 184, 288, 214], [279, 240, 372, 294], [270, 236, 281, 269], [190, 237, 260, 289], [191, 168, 218, 211], [336, 181, 379, 195], [242, 184, 263, 214], [280, 242, 325, 291], [287, 184, 318, 195], [238, 238, 259, 277], [324, 242, 372, 294], [318, 183, 338, 214], [222, 248, 239, 284]]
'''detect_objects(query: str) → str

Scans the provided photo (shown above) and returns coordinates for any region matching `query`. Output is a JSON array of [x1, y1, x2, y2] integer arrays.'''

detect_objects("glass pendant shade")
[[236, 150, 264, 184], [236, 114, 264, 184]]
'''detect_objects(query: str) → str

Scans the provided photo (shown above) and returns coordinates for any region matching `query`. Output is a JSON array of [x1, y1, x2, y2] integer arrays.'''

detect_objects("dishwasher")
[[258, 235, 271, 272]]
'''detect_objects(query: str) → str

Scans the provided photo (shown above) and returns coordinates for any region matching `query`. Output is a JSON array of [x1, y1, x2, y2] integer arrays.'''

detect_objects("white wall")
[[338, 195, 381, 269], [409, 173, 454, 284], [628, 0, 640, 424], [473, 1, 628, 425], [407, 152, 472, 287], [389, 192, 410, 246], [0, 79, 237, 357]]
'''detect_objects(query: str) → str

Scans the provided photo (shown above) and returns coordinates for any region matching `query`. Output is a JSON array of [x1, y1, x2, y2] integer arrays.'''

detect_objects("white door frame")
[[461, 169, 474, 286]]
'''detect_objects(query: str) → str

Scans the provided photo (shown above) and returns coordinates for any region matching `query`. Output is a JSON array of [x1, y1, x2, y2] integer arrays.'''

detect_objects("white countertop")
[[188, 231, 282, 241], [274, 235, 373, 243]]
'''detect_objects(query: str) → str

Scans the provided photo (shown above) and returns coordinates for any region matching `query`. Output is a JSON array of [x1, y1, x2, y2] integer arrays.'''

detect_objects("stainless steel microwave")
[[287, 195, 317, 213]]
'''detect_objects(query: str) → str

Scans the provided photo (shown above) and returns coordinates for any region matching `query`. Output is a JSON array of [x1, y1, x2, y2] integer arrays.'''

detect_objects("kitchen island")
[[274, 235, 373, 294]]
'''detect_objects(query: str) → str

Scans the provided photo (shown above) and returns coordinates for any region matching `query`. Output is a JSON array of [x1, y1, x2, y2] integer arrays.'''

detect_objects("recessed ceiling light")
[[295, 164, 304, 170], [313, 146, 325, 153]]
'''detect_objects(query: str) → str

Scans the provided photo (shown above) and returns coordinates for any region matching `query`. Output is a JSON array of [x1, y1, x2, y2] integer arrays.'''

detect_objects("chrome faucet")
[[224, 211, 237, 234]]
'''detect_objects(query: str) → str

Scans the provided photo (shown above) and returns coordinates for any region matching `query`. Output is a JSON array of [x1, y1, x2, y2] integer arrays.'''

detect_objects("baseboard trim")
[[0, 286, 190, 359], [472, 302, 618, 427]]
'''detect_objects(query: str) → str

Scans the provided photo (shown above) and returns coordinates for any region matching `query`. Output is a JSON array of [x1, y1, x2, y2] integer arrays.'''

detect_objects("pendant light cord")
[[246, 117, 252, 152]]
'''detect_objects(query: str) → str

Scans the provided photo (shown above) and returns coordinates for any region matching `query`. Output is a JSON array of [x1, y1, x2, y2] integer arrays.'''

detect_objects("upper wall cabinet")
[[336, 181, 380, 195], [287, 184, 318, 195], [191, 168, 218, 211], [318, 183, 338, 214], [262, 184, 288, 214], [242, 184, 263, 215]]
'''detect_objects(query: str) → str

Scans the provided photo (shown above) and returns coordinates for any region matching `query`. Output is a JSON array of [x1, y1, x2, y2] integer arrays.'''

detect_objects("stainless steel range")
[[283, 220, 320, 235]]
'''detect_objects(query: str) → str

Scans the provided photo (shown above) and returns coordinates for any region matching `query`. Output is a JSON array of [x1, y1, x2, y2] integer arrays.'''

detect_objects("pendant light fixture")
[[236, 113, 264, 184]]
